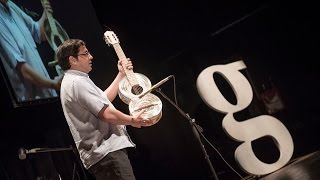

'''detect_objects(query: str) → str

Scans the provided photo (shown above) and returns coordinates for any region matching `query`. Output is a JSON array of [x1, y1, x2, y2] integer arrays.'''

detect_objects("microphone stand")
[[22, 146, 88, 180], [156, 88, 219, 180], [27, 146, 73, 153]]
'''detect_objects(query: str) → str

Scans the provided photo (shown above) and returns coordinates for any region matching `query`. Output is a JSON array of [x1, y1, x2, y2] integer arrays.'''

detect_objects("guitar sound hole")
[[132, 85, 143, 95]]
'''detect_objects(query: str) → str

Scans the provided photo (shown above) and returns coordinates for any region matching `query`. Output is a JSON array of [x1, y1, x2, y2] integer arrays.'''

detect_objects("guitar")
[[40, 0, 69, 76], [104, 31, 162, 126]]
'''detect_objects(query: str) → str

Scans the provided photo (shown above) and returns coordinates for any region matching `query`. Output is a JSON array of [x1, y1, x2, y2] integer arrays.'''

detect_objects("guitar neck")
[[41, 0, 58, 33], [112, 43, 139, 86]]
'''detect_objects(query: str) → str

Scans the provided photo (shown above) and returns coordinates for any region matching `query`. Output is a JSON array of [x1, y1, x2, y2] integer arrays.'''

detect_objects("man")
[[57, 39, 152, 180], [0, 0, 61, 102]]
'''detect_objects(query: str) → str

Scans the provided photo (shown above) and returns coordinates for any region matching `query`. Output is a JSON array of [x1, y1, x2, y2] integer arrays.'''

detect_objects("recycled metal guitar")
[[104, 31, 162, 126]]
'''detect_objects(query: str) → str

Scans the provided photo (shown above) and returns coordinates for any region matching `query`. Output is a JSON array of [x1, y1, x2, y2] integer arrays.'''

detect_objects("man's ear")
[[69, 56, 77, 66]]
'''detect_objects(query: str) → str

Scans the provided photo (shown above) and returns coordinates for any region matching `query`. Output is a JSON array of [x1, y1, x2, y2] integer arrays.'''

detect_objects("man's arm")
[[98, 104, 152, 128], [104, 59, 133, 101], [18, 62, 61, 90], [38, 0, 53, 41]]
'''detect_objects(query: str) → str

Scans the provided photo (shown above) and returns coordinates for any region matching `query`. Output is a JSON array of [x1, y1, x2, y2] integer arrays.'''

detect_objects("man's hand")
[[131, 109, 153, 128], [118, 58, 133, 75], [52, 74, 63, 90]]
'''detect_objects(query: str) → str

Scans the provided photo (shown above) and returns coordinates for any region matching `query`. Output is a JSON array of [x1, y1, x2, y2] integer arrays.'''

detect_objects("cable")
[[157, 75, 244, 179], [0, 158, 10, 180], [156, 78, 219, 180], [194, 124, 244, 179], [171, 75, 178, 105], [72, 162, 76, 180]]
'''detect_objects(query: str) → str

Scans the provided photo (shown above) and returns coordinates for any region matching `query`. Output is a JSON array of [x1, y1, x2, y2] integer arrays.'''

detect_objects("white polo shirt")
[[60, 70, 135, 169]]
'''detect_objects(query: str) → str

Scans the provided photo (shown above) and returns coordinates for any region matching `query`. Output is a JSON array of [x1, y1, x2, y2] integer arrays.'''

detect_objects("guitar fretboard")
[[112, 43, 139, 88]]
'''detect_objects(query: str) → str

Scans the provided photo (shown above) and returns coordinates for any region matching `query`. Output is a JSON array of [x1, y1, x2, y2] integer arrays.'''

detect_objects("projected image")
[[1, 0, 107, 108], [0, 0, 68, 107]]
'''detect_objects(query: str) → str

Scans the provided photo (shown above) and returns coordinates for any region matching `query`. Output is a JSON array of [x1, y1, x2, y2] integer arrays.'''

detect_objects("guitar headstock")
[[103, 31, 119, 46]]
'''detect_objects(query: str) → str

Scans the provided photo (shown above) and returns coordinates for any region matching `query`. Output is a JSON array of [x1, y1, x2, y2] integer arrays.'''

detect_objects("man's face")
[[70, 45, 93, 73]]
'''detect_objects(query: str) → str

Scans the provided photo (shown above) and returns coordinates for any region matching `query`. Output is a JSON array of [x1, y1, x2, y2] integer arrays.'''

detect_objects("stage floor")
[[244, 150, 320, 180]]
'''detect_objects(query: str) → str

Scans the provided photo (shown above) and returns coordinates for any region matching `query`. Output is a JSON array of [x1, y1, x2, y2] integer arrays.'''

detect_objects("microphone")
[[18, 147, 43, 160], [138, 75, 173, 99]]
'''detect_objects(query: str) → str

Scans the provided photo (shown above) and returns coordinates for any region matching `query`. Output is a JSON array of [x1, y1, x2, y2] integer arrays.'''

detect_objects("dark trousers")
[[88, 149, 136, 180]]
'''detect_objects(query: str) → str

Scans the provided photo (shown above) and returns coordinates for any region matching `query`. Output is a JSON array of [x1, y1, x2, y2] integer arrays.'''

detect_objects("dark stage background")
[[0, 0, 318, 180]]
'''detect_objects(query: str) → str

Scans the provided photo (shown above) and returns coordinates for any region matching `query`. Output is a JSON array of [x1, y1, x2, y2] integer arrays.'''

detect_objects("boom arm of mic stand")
[[31, 147, 73, 153], [27, 146, 88, 180], [155, 88, 219, 180]]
